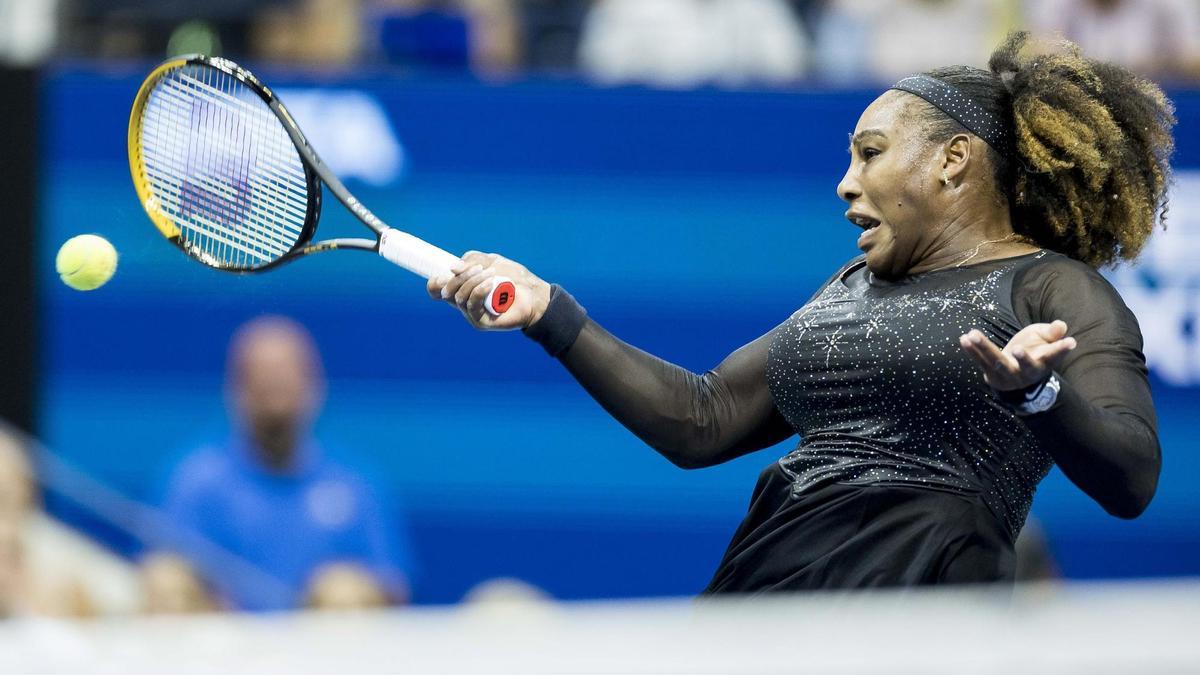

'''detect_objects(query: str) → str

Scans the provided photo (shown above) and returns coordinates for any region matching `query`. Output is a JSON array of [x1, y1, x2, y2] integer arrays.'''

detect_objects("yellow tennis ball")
[[56, 234, 118, 291]]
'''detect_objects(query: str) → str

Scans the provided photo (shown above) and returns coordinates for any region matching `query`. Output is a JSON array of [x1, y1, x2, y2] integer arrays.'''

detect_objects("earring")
[[941, 169, 951, 186]]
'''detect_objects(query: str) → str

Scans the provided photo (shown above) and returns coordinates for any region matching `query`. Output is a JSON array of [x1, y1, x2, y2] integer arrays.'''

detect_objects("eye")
[[861, 147, 881, 161]]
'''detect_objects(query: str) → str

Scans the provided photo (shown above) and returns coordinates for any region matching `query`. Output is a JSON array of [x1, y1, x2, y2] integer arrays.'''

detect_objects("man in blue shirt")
[[150, 316, 412, 612]]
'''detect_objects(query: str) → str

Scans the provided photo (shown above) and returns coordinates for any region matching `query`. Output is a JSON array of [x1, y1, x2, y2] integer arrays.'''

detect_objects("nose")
[[837, 164, 860, 204]]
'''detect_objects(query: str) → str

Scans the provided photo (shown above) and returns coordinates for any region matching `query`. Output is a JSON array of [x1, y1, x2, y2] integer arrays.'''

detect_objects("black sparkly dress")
[[529, 250, 1158, 593]]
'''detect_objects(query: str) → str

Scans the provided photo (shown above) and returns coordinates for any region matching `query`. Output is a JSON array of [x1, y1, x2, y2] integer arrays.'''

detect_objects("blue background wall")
[[37, 63, 1200, 603]]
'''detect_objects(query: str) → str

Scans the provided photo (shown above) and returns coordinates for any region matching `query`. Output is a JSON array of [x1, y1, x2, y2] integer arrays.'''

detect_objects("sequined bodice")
[[766, 254, 1055, 539]]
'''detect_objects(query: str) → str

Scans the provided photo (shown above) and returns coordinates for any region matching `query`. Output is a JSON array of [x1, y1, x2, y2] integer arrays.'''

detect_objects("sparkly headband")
[[890, 74, 1009, 157]]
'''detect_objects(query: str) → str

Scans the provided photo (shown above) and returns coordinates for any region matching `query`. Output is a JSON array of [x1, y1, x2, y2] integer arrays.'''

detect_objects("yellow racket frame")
[[127, 57, 188, 241]]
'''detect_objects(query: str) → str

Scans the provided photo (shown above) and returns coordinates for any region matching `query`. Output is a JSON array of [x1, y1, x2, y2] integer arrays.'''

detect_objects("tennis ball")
[[56, 234, 118, 291]]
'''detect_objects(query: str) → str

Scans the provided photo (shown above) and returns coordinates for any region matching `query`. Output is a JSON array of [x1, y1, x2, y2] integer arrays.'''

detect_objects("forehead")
[[852, 90, 917, 137], [242, 331, 307, 360], [234, 328, 318, 382]]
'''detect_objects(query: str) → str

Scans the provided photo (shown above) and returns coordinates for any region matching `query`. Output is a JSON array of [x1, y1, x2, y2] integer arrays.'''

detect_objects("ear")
[[941, 133, 973, 185]]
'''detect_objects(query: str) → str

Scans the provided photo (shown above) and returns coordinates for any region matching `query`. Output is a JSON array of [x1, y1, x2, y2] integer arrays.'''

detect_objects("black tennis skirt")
[[704, 463, 1016, 594]]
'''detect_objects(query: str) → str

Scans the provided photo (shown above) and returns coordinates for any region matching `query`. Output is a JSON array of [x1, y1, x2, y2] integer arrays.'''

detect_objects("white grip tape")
[[377, 227, 462, 280]]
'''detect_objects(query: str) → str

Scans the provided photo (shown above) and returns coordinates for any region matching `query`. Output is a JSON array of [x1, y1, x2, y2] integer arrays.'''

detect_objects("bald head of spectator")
[[227, 317, 325, 473], [141, 552, 217, 614], [304, 561, 393, 610]]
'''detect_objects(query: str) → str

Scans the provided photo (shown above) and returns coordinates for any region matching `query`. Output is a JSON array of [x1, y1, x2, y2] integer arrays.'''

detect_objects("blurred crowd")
[[0, 425, 140, 617], [1, 0, 1198, 85], [0, 316, 417, 618], [0, 316, 560, 619]]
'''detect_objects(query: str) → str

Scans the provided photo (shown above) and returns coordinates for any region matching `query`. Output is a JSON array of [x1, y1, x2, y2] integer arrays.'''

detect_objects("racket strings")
[[139, 64, 310, 269], [174, 66, 304, 262], [166, 67, 304, 259]]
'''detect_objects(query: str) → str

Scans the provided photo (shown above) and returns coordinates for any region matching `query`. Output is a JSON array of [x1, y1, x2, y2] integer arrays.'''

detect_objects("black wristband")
[[522, 284, 587, 357]]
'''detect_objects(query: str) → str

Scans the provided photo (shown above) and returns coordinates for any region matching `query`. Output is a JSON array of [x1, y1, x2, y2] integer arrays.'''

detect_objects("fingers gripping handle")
[[377, 227, 515, 316]]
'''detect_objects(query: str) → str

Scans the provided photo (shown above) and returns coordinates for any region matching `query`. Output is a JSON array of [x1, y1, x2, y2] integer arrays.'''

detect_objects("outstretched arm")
[[554, 307, 792, 468], [959, 260, 1160, 518], [428, 253, 794, 469]]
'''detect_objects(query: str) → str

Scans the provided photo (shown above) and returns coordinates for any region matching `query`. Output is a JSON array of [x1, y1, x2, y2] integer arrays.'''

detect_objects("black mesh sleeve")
[[523, 293, 795, 469], [1011, 256, 1161, 518]]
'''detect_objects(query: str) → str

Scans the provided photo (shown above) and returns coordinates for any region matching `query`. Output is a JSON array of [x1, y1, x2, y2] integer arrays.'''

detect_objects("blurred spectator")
[[1027, 0, 1200, 81], [62, 0, 531, 71], [252, 0, 364, 66], [518, 0, 590, 72], [63, 0, 270, 60], [141, 552, 218, 614], [812, 0, 1017, 83], [149, 316, 414, 612], [0, 0, 60, 65], [304, 561, 391, 610], [362, 0, 521, 75], [0, 423, 140, 618], [461, 577, 557, 621], [578, 0, 810, 88], [786, 0, 829, 35], [463, 576, 553, 605]]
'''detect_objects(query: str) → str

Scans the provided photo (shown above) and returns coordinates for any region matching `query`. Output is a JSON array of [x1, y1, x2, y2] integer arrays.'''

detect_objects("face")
[[837, 92, 946, 279], [230, 322, 322, 470]]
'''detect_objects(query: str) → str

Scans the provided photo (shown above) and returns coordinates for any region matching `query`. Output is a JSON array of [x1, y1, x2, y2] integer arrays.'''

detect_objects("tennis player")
[[430, 33, 1173, 592]]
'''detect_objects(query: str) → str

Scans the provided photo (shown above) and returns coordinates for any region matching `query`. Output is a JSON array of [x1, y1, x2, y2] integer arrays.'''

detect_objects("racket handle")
[[378, 227, 461, 280], [377, 227, 516, 315], [485, 277, 517, 316]]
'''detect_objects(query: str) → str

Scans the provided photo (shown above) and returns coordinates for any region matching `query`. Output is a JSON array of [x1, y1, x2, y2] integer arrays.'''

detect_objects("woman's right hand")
[[427, 251, 552, 331]]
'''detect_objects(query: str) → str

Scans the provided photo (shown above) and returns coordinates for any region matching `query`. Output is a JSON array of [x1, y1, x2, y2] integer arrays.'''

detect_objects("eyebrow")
[[848, 128, 887, 153]]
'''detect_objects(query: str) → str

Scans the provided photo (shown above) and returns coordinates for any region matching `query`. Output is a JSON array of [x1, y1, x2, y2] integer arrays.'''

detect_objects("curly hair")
[[912, 32, 1176, 268]]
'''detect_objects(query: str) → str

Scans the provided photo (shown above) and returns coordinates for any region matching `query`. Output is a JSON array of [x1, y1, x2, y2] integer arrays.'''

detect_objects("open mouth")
[[847, 213, 881, 230]]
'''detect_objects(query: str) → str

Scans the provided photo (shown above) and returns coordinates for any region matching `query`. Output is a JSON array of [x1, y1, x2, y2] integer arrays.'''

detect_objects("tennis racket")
[[127, 54, 516, 315]]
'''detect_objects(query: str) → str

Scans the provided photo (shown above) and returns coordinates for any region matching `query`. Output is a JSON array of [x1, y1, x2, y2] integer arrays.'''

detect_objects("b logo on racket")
[[490, 281, 517, 314]]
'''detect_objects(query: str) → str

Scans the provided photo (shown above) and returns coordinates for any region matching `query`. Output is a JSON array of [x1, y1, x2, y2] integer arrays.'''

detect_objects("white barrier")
[[1, 579, 1198, 674]]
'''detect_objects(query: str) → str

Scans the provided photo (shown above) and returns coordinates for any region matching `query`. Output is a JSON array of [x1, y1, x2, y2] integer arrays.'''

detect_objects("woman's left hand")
[[959, 320, 1077, 392]]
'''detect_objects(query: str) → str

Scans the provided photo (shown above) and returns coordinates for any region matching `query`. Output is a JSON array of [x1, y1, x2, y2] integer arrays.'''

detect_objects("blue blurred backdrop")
[[38, 63, 1200, 603]]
